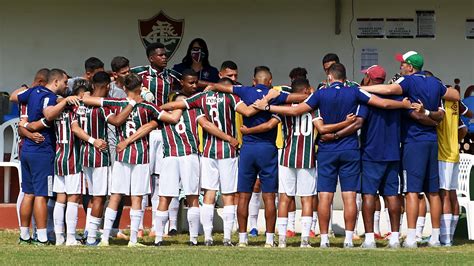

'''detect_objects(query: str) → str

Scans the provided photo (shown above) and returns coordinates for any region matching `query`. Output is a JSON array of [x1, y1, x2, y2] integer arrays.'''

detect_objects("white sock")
[[399, 212, 404, 232], [47, 199, 55, 236], [301, 216, 312, 241], [440, 213, 452, 244], [374, 211, 381, 234], [200, 204, 214, 241], [311, 211, 318, 232], [20, 227, 30, 240], [266, 232, 274, 245], [102, 208, 117, 242], [129, 209, 143, 244], [249, 192, 261, 229], [85, 207, 92, 233], [86, 216, 101, 244], [168, 198, 179, 231], [384, 208, 392, 232], [277, 217, 288, 237], [406, 228, 416, 245], [416, 216, 425, 238], [365, 232, 375, 243], [390, 231, 400, 244], [53, 202, 66, 243], [151, 210, 156, 232], [139, 197, 147, 230], [239, 232, 248, 244], [187, 207, 200, 243], [223, 205, 236, 240], [154, 210, 168, 243], [65, 202, 79, 243], [430, 228, 440, 244], [288, 211, 296, 232], [344, 230, 353, 244], [320, 234, 329, 245], [37, 228, 48, 242], [16, 192, 24, 227], [451, 215, 459, 241], [151, 196, 159, 231]]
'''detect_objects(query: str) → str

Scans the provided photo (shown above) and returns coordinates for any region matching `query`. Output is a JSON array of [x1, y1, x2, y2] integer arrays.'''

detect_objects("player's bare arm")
[[116, 120, 159, 153], [197, 116, 239, 148], [204, 83, 233, 94], [43, 95, 80, 121], [235, 102, 259, 117], [313, 114, 356, 135], [240, 117, 280, 135], [442, 86, 460, 102], [360, 83, 403, 95], [410, 100, 445, 123], [320, 117, 365, 142], [253, 99, 312, 116], [367, 95, 411, 109], [409, 111, 440, 126], [71, 121, 107, 151], [18, 117, 45, 143], [106, 104, 134, 127], [160, 100, 187, 111], [8, 85, 28, 102]]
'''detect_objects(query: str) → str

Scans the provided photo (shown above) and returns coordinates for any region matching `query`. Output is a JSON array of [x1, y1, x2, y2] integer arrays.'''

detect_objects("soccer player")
[[71, 72, 133, 246], [67, 57, 105, 95], [256, 63, 411, 248], [317, 53, 359, 89], [15, 69, 80, 245], [205, 66, 301, 247], [219, 60, 239, 83], [360, 51, 460, 248], [161, 76, 257, 246], [131, 42, 181, 235], [51, 81, 90, 246]]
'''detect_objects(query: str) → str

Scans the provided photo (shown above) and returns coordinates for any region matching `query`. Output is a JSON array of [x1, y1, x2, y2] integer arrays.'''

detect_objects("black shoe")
[[18, 237, 31, 245], [154, 241, 163, 247], [188, 241, 198, 246], [31, 239, 52, 246], [223, 239, 234, 247], [204, 239, 213, 246], [168, 229, 178, 236]]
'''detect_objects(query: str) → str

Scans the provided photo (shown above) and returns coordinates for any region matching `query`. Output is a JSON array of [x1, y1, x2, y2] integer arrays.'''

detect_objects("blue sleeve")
[[439, 82, 447, 98], [303, 91, 319, 109], [396, 76, 411, 95], [232, 85, 246, 99], [41, 94, 57, 110], [356, 104, 369, 119], [270, 91, 289, 105], [356, 88, 371, 104], [17, 89, 31, 104]]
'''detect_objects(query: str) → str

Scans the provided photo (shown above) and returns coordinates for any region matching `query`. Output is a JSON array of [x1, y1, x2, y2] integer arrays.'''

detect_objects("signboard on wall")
[[138, 11, 185, 59], [466, 19, 474, 39], [361, 48, 378, 70], [416, 10, 435, 38], [386, 18, 415, 38], [357, 18, 384, 38]]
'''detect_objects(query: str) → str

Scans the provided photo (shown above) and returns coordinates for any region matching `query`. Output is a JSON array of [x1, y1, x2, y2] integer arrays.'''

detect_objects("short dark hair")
[[124, 73, 142, 91], [322, 53, 340, 65], [72, 79, 91, 96], [146, 42, 165, 58], [85, 57, 104, 72], [253, 66, 271, 77], [181, 69, 199, 79], [328, 63, 346, 80], [35, 68, 50, 79], [111, 56, 130, 72], [218, 77, 234, 85], [220, 60, 238, 71], [289, 67, 308, 80], [46, 68, 67, 83], [91, 71, 111, 85], [291, 78, 310, 92]]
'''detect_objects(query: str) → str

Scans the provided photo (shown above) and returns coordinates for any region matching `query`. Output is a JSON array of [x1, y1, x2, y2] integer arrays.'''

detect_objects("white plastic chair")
[[457, 153, 474, 240], [0, 118, 21, 203]]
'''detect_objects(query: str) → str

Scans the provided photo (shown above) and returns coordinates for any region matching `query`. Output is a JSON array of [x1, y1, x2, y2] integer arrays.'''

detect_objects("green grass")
[[2, 230, 474, 265]]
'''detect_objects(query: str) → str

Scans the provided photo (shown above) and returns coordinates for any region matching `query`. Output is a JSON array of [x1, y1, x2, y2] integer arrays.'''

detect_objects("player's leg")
[[449, 162, 460, 243], [248, 179, 262, 237], [439, 161, 453, 245], [276, 165, 296, 247], [127, 163, 151, 246], [85, 166, 110, 245], [52, 174, 67, 245], [200, 157, 219, 243], [218, 157, 239, 246], [179, 154, 200, 246], [374, 195, 382, 238], [425, 142, 442, 246], [296, 167, 316, 248], [287, 197, 297, 237], [380, 161, 402, 248], [310, 194, 318, 237]]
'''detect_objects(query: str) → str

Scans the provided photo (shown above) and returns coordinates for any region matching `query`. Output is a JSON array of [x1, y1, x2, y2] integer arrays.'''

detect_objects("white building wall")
[[0, 0, 472, 92]]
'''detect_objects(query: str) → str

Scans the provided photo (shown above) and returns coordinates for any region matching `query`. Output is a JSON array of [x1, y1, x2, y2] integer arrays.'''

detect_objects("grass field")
[[2, 230, 474, 265]]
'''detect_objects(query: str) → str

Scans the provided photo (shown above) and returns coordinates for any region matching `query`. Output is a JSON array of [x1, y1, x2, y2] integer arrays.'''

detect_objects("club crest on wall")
[[138, 11, 184, 60]]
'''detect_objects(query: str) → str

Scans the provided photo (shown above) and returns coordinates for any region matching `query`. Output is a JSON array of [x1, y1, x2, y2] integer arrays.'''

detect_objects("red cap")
[[361, 65, 386, 83]]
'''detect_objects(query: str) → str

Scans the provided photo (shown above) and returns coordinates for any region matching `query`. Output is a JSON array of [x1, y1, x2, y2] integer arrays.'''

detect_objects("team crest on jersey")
[[138, 11, 184, 60], [206, 96, 224, 105]]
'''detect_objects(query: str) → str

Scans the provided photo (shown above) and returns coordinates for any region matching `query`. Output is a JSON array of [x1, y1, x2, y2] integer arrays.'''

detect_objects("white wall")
[[0, 0, 473, 92]]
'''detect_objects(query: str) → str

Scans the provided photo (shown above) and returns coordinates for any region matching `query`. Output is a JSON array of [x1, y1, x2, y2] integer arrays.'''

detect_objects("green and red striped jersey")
[[73, 103, 111, 168], [54, 107, 82, 176], [103, 98, 162, 164], [185, 91, 241, 159], [130, 65, 180, 106], [162, 93, 200, 157], [279, 107, 318, 168]]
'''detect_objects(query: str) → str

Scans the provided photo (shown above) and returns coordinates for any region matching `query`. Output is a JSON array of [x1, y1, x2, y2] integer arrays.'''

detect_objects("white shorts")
[[111, 162, 151, 196], [439, 161, 459, 190], [53, 173, 82, 194], [159, 154, 200, 197], [201, 157, 238, 194], [83, 166, 110, 196], [278, 166, 317, 196], [149, 129, 164, 175]]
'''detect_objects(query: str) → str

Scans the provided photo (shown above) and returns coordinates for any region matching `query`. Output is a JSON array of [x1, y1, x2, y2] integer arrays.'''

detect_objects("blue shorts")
[[317, 149, 360, 192], [238, 142, 278, 193], [21, 151, 54, 196], [402, 142, 439, 193], [361, 161, 400, 196]]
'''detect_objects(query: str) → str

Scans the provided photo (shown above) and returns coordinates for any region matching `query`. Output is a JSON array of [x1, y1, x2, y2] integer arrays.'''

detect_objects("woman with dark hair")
[[173, 38, 219, 83]]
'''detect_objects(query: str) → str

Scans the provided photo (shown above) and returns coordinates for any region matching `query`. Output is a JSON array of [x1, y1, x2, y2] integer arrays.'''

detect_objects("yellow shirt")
[[437, 100, 459, 162]]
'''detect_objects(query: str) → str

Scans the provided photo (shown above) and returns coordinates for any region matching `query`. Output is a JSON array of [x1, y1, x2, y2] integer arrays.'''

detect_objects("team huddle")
[[11, 39, 468, 249]]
